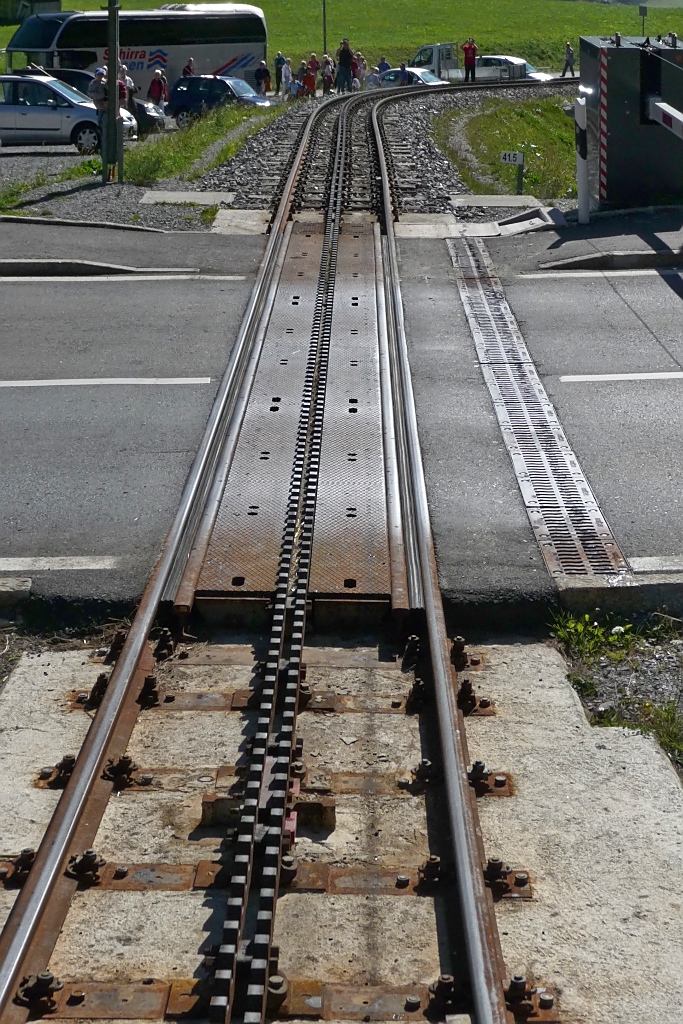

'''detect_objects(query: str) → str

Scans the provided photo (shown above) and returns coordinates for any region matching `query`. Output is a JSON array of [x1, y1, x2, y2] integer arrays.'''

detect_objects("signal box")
[[580, 35, 683, 207]]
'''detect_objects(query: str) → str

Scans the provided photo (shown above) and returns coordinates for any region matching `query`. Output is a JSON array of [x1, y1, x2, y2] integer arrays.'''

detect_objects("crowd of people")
[[258, 40, 396, 99], [87, 63, 169, 122]]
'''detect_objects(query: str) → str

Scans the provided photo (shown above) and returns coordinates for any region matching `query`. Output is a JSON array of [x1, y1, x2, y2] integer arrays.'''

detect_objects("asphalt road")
[[4, 212, 683, 618], [1, 222, 266, 603]]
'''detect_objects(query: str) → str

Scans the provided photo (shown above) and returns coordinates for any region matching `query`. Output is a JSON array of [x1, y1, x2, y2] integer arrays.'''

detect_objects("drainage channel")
[[448, 237, 628, 579]]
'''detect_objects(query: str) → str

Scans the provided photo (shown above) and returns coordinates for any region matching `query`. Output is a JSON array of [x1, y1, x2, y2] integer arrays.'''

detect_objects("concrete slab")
[[94, 791, 221, 863], [140, 191, 235, 205], [274, 893, 442, 985], [0, 651, 100, 852], [49, 890, 221, 981], [451, 194, 542, 208], [298, 713, 422, 775], [0, 577, 31, 607], [295, 794, 430, 866], [212, 209, 272, 234], [128, 710, 255, 770], [466, 643, 683, 1024]]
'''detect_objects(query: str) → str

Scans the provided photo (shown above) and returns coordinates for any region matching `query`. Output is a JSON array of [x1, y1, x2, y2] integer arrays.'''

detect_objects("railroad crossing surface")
[[3, 210, 683, 619]]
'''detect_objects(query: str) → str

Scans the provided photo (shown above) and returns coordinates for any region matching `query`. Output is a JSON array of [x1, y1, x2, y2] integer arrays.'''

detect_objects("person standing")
[[561, 42, 575, 78], [274, 51, 286, 93], [281, 57, 292, 99], [321, 55, 334, 95], [398, 62, 412, 86], [365, 66, 380, 89], [336, 38, 353, 93], [88, 67, 107, 123], [121, 64, 138, 112], [182, 57, 194, 77], [462, 37, 477, 82], [147, 68, 167, 110], [377, 55, 390, 74], [254, 59, 271, 94]]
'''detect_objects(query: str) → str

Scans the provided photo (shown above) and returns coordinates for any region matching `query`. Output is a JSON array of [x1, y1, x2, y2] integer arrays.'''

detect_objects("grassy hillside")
[[3, 0, 683, 70]]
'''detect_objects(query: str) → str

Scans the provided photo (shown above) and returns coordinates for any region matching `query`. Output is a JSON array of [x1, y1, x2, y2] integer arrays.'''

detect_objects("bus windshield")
[[8, 13, 70, 50]]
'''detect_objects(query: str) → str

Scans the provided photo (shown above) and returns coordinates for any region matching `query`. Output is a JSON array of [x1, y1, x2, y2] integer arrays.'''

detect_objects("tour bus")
[[5, 4, 267, 92]]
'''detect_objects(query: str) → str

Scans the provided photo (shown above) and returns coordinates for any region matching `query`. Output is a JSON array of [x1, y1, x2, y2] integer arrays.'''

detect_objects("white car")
[[476, 55, 555, 82], [0, 74, 137, 152], [378, 67, 448, 88]]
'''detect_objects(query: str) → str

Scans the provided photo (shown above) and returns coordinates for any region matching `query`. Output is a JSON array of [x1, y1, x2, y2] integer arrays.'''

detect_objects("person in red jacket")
[[462, 38, 478, 83]]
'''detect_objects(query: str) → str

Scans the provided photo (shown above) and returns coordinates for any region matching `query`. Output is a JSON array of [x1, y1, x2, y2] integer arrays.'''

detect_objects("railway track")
[[0, 85, 563, 1024]]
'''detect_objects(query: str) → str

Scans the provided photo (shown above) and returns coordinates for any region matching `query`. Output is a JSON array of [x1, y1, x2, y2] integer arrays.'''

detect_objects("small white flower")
[[611, 626, 625, 635]]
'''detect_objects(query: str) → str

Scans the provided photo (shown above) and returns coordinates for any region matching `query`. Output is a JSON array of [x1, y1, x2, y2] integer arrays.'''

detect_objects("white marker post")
[[500, 150, 524, 194], [575, 96, 589, 224]]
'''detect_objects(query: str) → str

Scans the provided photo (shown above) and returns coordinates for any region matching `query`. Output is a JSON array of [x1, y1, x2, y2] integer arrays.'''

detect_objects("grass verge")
[[433, 95, 576, 202], [123, 102, 282, 185], [551, 610, 683, 772], [0, 103, 284, 211]]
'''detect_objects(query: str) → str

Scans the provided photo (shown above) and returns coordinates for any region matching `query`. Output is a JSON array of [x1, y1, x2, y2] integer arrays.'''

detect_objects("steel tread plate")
[[448, 236, 628, 578], [310, 229, 390, 597], [197, 227, 323, 595]]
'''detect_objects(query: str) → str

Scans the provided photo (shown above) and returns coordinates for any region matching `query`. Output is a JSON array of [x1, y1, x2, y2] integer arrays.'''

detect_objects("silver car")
[[0, 74, 137, 153]]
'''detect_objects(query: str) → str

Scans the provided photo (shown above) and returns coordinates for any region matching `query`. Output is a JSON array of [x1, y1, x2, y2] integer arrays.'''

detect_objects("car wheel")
[[72, 123, 100, 154], [175, 108, 195, 129]]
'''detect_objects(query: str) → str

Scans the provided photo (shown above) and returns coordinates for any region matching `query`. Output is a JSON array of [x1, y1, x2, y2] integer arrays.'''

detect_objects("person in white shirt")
[[281, 57, 293, 100]]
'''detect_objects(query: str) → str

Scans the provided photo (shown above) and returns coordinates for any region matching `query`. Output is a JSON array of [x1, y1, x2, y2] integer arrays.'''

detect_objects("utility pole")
[[102, 0, 123, 184]]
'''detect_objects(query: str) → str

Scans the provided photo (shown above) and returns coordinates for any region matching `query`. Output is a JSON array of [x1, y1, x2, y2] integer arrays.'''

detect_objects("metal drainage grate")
[[448, 237, 628, 578]]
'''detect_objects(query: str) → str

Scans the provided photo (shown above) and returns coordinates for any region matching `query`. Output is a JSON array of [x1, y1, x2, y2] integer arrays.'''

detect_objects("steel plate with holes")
[[197, 225, 324, 596], [448, 236, 628, 578], [309, 225, 391, 598]]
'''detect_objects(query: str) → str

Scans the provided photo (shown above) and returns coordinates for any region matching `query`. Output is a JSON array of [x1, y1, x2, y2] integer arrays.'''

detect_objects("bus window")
[[56, 14, 267, 50], [57, 50, 99, 71]]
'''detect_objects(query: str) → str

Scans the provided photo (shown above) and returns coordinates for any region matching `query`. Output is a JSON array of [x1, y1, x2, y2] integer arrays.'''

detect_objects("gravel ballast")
[[3, 84, 576, 229]]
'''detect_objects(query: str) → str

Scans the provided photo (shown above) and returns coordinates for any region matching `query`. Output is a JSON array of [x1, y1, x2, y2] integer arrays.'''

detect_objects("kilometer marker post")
[[500, 150, 524, 194]]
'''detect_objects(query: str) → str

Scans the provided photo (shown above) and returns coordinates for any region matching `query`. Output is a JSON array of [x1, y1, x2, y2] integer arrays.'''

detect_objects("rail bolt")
[[280, 854, 298, 883], [539, 992, 554, 1009], [404, 995, 421, 1011], [266, 973, 289, 1010], [508, 975, 527, 997]]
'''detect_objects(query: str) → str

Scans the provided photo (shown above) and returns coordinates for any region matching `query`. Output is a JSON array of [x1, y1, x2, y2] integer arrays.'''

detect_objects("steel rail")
[[0, 100, 326, 1021], [371, 96, 509, 1024]]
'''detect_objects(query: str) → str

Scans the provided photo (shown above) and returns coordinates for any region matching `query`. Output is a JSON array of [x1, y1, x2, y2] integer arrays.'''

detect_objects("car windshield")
[[49, 78, 92, 104], [225, 78, 255, 96], [420, 70, 441, 83], [525, 62, 538, 73]]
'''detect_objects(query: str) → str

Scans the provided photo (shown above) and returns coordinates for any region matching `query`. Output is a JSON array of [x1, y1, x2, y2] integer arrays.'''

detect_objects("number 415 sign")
[[500, 151, 524, 165]]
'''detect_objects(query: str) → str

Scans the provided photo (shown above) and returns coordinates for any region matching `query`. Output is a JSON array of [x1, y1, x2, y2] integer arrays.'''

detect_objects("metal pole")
[[322, 0, 327, 57], [103, 0, 120, 183], [575, 95, 589, 224], [516, 161, 523, 194]]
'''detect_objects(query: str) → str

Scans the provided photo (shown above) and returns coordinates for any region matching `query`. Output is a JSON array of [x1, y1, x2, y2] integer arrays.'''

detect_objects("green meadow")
[[3, 0, 683, 70]]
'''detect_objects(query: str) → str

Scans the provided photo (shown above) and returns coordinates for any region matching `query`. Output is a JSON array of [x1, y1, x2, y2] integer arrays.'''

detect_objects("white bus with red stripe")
[[6, 4, 267, 93]]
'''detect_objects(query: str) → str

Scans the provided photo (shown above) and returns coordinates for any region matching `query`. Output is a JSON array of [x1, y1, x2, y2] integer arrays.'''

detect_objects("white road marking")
[[0, 557, 120, 571], [560, 371, 683, 382], [0, 274, 246, 283], [0, 377, 211, 388], [629, 556, 683, 574], [521, 269, 682, 279]]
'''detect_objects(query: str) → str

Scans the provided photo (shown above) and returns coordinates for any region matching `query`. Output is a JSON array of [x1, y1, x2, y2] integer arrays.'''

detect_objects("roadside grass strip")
[[435, 95, 576, 202]]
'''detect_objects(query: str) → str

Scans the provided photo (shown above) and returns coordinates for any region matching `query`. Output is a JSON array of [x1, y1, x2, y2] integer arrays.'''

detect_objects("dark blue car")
[[167, 75, 273, 128]]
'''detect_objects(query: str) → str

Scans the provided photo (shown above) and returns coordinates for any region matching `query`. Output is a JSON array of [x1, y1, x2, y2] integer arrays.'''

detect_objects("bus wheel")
[[175, 109, 196, 129], [73, 123, 100, 154]]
